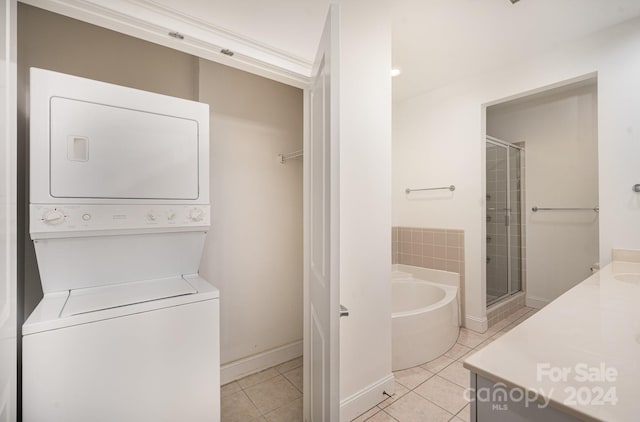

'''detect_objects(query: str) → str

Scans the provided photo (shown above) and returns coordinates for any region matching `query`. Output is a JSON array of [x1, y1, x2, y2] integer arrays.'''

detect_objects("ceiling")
[[391, 0, 640, 101], [31, 0, 640, 102]]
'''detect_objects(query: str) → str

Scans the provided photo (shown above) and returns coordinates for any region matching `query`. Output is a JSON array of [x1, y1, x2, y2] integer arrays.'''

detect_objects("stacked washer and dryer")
[[22, 68, 220, 421]]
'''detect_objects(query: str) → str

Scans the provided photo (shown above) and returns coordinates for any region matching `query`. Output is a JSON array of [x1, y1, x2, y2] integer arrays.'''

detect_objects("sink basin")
[[614, 273, 640, 283]]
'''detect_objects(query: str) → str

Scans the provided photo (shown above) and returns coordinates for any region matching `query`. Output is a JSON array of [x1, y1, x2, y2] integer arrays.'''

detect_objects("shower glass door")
[[486, 138, 522, 306]]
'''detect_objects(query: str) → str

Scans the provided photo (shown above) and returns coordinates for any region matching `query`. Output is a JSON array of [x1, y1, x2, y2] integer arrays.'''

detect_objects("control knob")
[[42, 209, 66, 225], [146, 211, 158, 222], [188, 208, 204, 222]]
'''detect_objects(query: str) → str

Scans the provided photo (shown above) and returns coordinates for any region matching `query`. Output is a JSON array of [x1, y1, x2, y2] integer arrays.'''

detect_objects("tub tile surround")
[[392, 227, 465, 318], [391, 225, 528, 330]]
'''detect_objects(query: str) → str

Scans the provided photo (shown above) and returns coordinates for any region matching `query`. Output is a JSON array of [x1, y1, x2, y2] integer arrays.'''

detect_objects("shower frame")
[[485, 136, 523, 306]]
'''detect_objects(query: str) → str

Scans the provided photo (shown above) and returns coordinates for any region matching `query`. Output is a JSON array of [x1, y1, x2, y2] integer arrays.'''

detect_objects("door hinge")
[[339, 304, 349, 318]]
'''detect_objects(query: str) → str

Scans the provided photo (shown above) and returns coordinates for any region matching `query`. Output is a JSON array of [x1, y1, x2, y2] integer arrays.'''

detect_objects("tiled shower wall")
[[392, 227, 465, 318]]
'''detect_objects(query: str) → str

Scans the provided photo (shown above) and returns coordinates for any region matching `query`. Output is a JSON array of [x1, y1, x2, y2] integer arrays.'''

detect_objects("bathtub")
[[392, 264, 460, 371]]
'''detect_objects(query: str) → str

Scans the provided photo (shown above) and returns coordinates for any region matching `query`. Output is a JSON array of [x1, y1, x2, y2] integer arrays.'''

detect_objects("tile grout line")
[[410, 374, 467, 418], [371, 407, 401, 422], [240, 386, 264, 418], [236, 361, 303, 393], [231, 359, 303, 419], [254, 374, 302, 418], [454, 403, 470, 419]]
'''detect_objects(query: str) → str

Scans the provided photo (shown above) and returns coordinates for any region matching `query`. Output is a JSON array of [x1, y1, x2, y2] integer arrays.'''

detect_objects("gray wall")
[[17, 3, 200, 320]]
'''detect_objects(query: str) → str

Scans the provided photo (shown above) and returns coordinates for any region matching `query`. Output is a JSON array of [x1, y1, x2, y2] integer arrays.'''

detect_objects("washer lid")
[[23, 275, 219, 336], [61, 276, 196, 317]]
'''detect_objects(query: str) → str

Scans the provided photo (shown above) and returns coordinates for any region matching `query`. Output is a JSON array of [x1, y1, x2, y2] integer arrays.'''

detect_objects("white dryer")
[[22, 68, 219, 422]]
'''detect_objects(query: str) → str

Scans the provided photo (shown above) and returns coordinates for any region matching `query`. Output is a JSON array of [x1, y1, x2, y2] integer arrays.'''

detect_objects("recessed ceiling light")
[[391, 68, 402, 77]]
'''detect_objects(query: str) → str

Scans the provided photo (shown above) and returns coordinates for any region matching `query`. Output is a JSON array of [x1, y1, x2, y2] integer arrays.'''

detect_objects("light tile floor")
[[221, 357, 303, 422], [221, 307, 537, 422]]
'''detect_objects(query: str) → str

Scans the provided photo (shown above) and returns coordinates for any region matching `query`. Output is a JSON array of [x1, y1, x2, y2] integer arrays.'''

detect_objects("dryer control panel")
[[30, 204, 210, 238]]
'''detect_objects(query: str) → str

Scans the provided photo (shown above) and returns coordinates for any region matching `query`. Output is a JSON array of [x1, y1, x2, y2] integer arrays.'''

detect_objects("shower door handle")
[[339, 304, 349, 318]]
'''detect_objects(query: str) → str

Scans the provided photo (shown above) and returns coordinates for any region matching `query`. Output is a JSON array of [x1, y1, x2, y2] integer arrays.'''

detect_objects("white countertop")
[[464, 261, 640, 422]]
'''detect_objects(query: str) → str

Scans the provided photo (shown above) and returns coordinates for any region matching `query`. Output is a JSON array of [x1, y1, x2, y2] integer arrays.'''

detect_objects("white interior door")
[[303, 4, 340, 422], [0, 0, 17, 421]]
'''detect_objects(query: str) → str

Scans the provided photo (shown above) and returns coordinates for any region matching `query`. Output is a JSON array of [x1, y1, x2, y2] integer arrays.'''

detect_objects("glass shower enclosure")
[[486, 136, 523, 306]]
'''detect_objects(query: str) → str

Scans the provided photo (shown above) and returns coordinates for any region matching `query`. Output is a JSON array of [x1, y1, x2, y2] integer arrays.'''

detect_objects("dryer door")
[[49, 97, 200, 200]]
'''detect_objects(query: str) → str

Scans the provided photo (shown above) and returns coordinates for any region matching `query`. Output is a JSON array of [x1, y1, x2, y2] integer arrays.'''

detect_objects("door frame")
[[480, 72, 599, 314]]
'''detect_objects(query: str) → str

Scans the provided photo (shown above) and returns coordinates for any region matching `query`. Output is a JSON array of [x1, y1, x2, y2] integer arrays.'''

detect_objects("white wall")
[[338, 0, 393, 420], [487, 83, 599, 307], [198, 60, 304, 380], [393, 17, 640, 331]]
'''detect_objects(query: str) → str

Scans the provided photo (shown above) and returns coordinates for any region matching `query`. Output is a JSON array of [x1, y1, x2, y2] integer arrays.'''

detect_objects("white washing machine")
[[22, 68, 220, 422]]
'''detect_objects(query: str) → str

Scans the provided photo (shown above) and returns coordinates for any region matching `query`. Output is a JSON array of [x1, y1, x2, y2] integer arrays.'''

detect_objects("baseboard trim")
[[340, 373, 395, 422], [525, 296, 549, 309], [220, 340, 302, 385], [465, 314, 488, 333]]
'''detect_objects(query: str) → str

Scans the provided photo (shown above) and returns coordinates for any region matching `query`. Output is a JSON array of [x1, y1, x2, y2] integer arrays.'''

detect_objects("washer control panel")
[[30, 204, 210, 235]]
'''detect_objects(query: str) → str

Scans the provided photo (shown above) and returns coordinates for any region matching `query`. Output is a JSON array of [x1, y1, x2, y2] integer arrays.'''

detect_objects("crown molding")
[[20, 0, 312, 88]]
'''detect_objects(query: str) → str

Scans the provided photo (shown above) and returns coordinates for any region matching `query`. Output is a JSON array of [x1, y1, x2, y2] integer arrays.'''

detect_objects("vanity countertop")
[[464, 260, 640, 421]]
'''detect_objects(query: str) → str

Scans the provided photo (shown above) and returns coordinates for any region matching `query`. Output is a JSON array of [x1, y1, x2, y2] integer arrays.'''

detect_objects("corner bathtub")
[[392, 264, 460, 371]]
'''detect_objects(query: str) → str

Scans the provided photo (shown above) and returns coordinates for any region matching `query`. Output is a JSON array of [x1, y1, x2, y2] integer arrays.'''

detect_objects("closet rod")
[[278, 149, 303, 164]]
